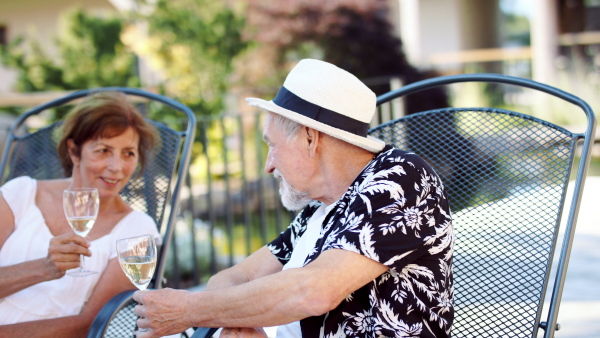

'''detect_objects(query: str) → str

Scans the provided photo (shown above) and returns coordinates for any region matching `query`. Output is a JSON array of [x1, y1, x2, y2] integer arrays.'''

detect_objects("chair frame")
[[375, 73, 596, 338], [0, 87, 196, 336]]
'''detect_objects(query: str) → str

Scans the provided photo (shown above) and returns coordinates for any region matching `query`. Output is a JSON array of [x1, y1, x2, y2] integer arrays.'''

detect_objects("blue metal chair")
[[0, 87, 196, 337], [371, 73, 596, 338], [189, 73, 596, 338]]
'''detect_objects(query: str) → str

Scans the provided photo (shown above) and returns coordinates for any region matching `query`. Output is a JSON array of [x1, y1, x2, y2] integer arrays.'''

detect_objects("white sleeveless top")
[[0, 176, 159, 324]]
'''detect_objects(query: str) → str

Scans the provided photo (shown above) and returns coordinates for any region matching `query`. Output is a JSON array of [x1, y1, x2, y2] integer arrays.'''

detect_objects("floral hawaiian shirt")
[[268, 145, 454, 337]]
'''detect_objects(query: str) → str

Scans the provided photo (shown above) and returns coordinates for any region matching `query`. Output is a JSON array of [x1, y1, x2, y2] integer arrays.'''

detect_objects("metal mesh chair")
[[371, 73, 596, 338], [190, 73, 596, 338], [0, 87, 196, 338]]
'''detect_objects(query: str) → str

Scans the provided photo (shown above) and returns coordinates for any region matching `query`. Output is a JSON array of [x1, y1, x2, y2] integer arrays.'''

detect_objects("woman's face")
[[69, 127, 140, 199]]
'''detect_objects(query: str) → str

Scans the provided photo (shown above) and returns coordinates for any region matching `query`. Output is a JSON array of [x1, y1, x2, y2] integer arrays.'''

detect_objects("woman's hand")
[[45, 233, 91, 278]]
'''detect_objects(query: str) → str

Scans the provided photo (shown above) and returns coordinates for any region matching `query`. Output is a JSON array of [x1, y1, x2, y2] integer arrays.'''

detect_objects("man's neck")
[[315, 149, 375, 205]]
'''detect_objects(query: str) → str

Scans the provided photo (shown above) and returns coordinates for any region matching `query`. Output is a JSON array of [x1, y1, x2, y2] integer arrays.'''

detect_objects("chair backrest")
[[371, 74, 596, 338], [0, 87, 196, 337]]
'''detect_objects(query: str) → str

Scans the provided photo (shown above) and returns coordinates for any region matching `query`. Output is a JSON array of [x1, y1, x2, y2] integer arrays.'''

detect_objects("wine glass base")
[[67, 269, 98, 277]]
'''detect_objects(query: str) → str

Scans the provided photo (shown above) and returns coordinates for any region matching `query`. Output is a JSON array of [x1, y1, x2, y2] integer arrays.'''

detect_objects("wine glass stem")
[[80, 254, 86, 271]]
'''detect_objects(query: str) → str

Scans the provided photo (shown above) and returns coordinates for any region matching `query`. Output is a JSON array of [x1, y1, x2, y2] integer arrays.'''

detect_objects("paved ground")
[[539, 176, 600, 338]]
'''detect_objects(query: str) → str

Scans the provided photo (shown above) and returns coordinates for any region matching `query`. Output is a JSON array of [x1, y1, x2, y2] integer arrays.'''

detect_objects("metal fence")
[[164, 111, 297, 288]]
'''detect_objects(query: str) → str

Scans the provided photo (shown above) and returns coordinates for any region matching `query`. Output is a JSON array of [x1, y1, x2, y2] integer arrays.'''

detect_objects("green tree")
[[0, 8, 139, 94], [129, 0, 248, 117]]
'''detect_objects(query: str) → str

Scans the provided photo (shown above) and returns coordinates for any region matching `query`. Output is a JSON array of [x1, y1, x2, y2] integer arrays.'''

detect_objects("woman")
[[0, 91, 160, 337]]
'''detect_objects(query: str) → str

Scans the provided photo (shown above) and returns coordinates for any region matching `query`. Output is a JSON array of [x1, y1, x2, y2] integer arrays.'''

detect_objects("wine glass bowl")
[[116, 234, 157, 291], [63, 188, 99, 277]]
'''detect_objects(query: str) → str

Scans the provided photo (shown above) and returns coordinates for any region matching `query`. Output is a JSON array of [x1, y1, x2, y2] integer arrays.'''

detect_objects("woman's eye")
[[123, 150, 138, 158]]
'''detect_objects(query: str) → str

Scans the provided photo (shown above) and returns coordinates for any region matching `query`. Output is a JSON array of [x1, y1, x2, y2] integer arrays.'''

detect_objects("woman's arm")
[[0, 193, 88, 297], [0, 258, 134, 337], [0, 231, 91, 299]]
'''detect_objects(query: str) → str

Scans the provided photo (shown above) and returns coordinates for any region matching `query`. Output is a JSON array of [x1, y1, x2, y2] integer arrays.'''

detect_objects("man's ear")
[[66, 139, 80, 165], [304, 127, 320, 157]]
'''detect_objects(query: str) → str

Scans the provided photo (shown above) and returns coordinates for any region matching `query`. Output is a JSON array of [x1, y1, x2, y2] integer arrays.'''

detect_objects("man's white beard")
[[274, 169, 311, 211]]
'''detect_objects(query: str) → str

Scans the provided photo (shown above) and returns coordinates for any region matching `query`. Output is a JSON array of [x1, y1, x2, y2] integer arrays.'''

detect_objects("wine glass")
[[63, 188, 99, 277], [116, 234, 157, 291], [117, 234, 157, 334]]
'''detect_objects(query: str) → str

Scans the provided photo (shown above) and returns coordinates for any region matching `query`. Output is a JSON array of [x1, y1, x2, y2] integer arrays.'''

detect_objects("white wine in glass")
[[117, 234, 157, 334], [117, 234, 157, 291], [63, 188, 99, 277]]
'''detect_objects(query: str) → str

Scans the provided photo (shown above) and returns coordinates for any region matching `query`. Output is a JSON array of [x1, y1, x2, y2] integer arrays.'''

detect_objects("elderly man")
[[133, 59, 454, 338]]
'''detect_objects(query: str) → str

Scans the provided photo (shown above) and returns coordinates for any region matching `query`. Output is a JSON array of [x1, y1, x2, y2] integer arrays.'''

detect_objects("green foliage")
[[59, 9, 140, 89], [133, 0, 248, 117], [0, 8, 139, 95], [0, 38, 65, 92]]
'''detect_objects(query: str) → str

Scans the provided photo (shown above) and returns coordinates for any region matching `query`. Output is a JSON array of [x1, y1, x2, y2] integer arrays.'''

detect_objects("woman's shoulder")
[[35, 178, 69, 190], [111, 210, 159, 238], [1, 176, 39, 222], [124, 210, 156, 224], [0, 176, 37, 200], [35, 179, 70, 201], [1, 175, 34, 189]]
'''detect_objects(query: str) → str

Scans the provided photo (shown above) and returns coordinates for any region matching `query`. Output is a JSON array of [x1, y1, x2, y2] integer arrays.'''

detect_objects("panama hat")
[[245, 59, 386, 153]]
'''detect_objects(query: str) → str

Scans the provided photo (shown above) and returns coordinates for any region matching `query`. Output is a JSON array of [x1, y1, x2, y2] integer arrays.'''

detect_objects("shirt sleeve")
[[321, 153, 450, 271], [0, 176, 35, 225]]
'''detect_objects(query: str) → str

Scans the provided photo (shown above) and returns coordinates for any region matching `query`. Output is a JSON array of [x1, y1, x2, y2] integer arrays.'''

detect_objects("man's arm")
[[133, 248, 388, 338], [204, 246, 284, 291]]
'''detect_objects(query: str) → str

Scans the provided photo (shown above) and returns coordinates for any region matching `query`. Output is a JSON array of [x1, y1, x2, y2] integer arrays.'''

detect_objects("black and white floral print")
[[268, 145, 454, 337]]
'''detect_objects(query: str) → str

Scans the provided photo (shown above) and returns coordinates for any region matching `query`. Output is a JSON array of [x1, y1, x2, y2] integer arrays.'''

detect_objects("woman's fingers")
[[50, 233, 91, 256], [46, 233, 93, 275]]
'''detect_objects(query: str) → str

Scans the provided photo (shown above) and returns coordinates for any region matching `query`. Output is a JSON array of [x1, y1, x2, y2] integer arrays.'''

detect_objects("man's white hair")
[[266, 111, 356, 150], [266, 112, 302, 142]]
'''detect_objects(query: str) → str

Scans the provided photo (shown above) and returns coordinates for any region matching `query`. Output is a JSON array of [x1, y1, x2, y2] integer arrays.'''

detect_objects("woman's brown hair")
[[57, 91, 158, 176]]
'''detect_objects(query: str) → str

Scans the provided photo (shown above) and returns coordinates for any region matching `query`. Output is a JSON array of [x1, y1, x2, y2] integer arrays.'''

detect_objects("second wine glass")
[[116, 234, 157, 291], [63, 187, 99, 277]]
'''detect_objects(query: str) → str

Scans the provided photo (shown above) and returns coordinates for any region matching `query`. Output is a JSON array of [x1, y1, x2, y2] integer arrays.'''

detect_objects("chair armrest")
[[87, 289, 138, 338]]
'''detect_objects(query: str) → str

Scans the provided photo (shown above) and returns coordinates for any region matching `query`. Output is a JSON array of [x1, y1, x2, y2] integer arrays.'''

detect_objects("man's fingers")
[[136, 316, 150, 330], [220, 328, 267, 338], [134, 328, 157, 338], [133, 290, 147, 305], [134, 303, 146, 318]]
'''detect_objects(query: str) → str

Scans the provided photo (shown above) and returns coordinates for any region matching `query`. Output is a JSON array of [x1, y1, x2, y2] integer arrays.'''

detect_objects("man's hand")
[[133, 288, 195, 338], [219, 327, 267, 337]]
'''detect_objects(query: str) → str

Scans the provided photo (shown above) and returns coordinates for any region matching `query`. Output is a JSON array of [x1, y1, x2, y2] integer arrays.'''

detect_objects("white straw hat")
[[246, 59, 386, 153]]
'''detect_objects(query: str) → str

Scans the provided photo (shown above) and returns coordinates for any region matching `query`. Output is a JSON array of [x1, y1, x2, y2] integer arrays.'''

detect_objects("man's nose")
[[264, 153, 274, 174]]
